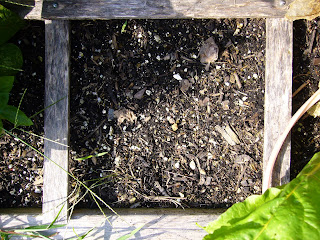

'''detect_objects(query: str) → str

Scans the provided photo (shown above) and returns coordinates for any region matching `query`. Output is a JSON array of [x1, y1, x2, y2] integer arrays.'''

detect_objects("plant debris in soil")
[[0, 21, 45, 207], [69, 19, 265, 208], [291, 17, 320, 178], [2, 17, 320, 209]]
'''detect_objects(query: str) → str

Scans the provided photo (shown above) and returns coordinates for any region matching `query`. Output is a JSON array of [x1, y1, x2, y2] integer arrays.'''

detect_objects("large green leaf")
[[0, 43, 23, 76], [0, 75, 14, 107], [203, 152, 320, 240], [0, 4, 24, 45], [0, 104, 32, 126]]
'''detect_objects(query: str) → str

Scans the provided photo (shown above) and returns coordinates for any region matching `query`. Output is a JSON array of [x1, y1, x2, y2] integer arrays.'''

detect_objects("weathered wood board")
[[263, 18, 292, 191], [43, 20, 70, 223], [42, 0, 292, 19], [0, 208, 223, 239], [1, 0, 295, 236], [2, 0, 43, 20]]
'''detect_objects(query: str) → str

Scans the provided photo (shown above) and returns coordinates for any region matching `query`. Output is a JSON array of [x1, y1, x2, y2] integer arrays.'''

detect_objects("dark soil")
[[0, 21, 45, 207], [0, 18, 320, 209], [69, 19, 265, 208], [291, 19, 320, 178]]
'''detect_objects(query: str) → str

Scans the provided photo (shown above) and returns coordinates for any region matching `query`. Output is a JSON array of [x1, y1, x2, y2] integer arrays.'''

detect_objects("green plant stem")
[[14, 88, 27, 127]]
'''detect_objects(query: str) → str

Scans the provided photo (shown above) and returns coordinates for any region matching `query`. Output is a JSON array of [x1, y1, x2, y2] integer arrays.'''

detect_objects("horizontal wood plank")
[[42, 0, 292, 19], [0, 208, 223, 239], [43, 20, 70, 223], [2, 0, 43, 20], [263, 18, 293, 192]]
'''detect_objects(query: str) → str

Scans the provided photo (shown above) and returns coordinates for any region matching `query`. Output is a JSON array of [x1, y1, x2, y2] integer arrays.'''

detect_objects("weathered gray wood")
[[263, 18, 292, 192], [24, 0, 43, 20], [43, 20, 70, 223], [0, 208, 223, 239], [42, 0, 292, 19], [2, 0, 43, 20]]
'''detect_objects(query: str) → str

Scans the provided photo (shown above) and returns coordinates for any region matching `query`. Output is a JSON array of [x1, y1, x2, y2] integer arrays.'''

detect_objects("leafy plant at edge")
[[0, 5, 143, 239], [0, 4, 32, 132], [201, 151, 320, 239], [201, 88, 320, 239]]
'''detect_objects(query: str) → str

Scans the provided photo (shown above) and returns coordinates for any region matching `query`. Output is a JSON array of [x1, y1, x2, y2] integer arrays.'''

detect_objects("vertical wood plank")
[[263, 18, 292, 192], [43, 20, 70, 223]]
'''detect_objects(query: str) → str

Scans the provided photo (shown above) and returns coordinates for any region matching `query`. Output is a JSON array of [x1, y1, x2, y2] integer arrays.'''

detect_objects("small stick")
[[292, 80, 310, 98], [263, 88, 320, 192]]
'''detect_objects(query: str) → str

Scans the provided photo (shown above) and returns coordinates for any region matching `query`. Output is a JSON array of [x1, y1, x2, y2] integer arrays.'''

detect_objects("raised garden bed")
[[2, 0, 320, 238]]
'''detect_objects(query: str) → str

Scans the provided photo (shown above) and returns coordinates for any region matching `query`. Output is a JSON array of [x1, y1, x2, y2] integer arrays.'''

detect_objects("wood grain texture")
[[3, 0, 43, 20], [0, 208, 223, 239], [263, 18, 292, 191], [42, 0, 292, 19], [43, 20, 70, 223]]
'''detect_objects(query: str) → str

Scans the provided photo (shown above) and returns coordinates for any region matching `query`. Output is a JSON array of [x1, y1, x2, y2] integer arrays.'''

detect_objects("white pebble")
[[189, 160, 196, 170], [154, 35, 161, 42], [174, 162, 180, 169], [253, 73, 258, 79], [173, 73, 183, 80]]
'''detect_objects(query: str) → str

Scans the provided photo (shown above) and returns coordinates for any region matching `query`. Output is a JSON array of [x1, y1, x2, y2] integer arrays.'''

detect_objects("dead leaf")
[[134, 87, 147, 99], [199, 37, 219, 64], [286, 0, 320, 20], [114, 108, 137, 124], [180, 79, 192, 92], [308, 102, 320, 117], [172, 123, 178, 131]]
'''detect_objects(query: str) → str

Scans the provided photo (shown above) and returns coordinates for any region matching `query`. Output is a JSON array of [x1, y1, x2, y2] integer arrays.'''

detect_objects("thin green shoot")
[[75, 151, 109, 161], [4, 129, 122, 220], [72, 226, 95, 240], [29, 96, 66, 120], [116, 224, 145, 240], [121, 20, 128, 33], [0, 0, 34, 7], [1, 205, 66, 239], [17, 127, 69, 147], [47, 203, 66, 229], [14, 88, 27, 128]]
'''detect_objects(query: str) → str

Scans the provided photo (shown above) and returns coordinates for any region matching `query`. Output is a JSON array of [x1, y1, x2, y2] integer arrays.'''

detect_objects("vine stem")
[[263, 88, 320, 192]]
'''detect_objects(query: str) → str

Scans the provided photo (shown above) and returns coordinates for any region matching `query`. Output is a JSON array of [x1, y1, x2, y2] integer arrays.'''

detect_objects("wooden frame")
[[0, 0, 293, 238]]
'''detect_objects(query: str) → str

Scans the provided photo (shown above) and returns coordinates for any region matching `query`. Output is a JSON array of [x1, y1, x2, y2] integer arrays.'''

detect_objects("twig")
[[263, 88, 320, 192], [292, 80, 310, 98]]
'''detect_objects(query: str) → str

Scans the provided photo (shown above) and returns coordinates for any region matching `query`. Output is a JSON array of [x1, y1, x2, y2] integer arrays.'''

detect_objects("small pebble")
[[173, 73, 183, 81], [190, 160, 196, 170]]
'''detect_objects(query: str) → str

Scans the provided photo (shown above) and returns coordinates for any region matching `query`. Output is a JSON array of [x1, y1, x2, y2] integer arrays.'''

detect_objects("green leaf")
[[117, 225, 144, 240], [121, 20, 127, 33], [15, 224, 66, 232], [203, 152, 320, 240], [0, 43, 23, 76], [0, 4, 24, 45], [75, 151, 108, 161], [0, 75, 14, 107], [0, 105, 32, 126]]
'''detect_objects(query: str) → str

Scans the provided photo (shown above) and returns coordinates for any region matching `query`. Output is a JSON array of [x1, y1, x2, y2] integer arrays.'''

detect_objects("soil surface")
[[69, 19, 265, 208], [0, 21, 45, 207], [0, 18, 320, 208]]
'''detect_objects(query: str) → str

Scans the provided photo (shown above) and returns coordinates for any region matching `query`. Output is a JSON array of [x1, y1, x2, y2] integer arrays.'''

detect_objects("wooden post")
[[43, 20, 70, 223], [263, 18, 292, 192]]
